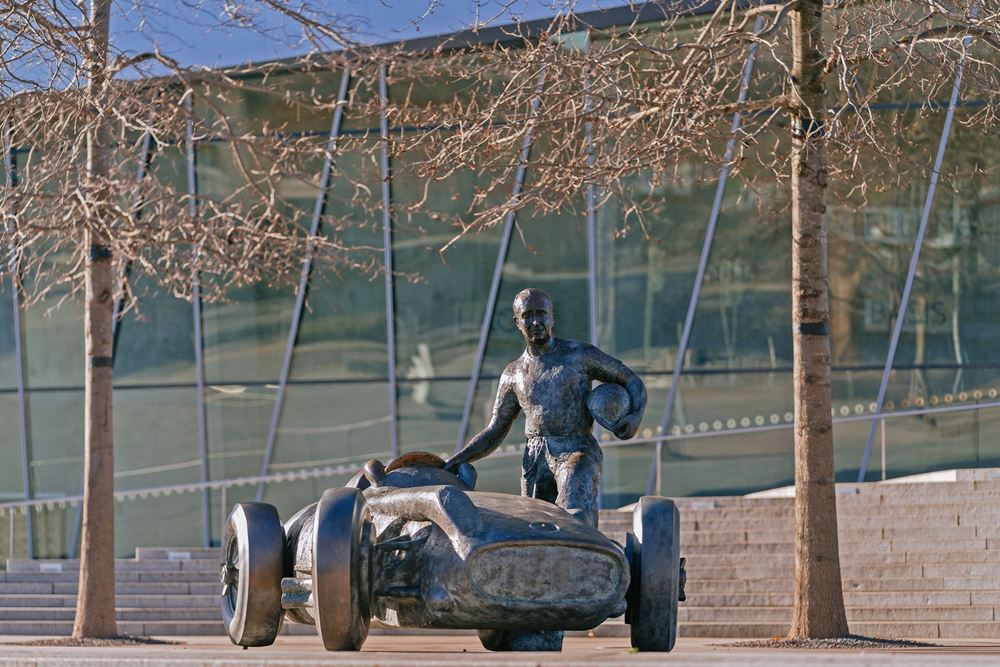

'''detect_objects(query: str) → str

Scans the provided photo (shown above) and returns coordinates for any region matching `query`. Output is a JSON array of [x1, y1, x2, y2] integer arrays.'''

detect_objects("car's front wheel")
[[625, 496, 681, 652], [220, 502, 285, 646], [312, 487, 373, 651]]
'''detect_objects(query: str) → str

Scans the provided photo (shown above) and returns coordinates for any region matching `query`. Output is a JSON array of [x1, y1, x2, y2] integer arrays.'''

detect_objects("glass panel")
[[289, 142, 386, 382], [31, 505, 72, 559], [390, 146, 506, 383], [22, 282, 84, 389], [25, 390, 84, 556], [117, 493, 202, 557], [114, 274, 196, 385], [0, 235, 15, 392], [659, 428, 795, 498], [481, 210, 589, 375], [268, 382, 392, 472], [0, 393, 23, 502], [115, 386, 203, 552], [206, 382, 278, 482], [197, 69, 345, 136], [115, 387, 201, 489], [196, 139, 297, 384], [397, 379, 470, 457], [601, 442, 657, 509]]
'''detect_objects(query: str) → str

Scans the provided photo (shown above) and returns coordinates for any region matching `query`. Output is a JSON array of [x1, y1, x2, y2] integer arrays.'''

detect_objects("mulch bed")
[[721, 635, 939, 649], [5, 636, 181, 647]]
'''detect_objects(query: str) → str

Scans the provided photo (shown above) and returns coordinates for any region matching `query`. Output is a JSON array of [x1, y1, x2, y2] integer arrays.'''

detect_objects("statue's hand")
[[612, 412, 641, 440]]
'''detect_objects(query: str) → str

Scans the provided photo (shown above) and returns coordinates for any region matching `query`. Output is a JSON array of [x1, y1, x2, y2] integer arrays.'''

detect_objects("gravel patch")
[[5, 636, 181, 647], [721, 635, 939, 650]]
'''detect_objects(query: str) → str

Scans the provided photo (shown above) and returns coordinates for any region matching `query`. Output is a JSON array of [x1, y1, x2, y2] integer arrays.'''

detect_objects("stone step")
[[590, 619, 1000, 639], [0, 582, 218, 596], [0, 619, 322, 636], [676, 550, 1000, 567], [682, 525, 987, 544], [677, 605, 998, 623], [0, 594, 218, 608], [0, 570, 218, 584], [134, 547, 219, 561], [606, 501, 1000, 520], [683, 576, 996, 594], [681, 515, 966, 531], [683, 589, 977, 608], [0, 607, 221, 621], [678, 538, 990, 555], [685, 563, 933, 580], [5, 559, 217, 573]]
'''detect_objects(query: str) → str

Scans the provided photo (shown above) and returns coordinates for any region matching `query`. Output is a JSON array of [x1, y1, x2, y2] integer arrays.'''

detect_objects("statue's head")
[[513, 288, 554, 348]]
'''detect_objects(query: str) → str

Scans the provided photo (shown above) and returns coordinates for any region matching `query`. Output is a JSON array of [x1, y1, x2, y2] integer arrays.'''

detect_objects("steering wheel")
[[384, 451, 447, 472]]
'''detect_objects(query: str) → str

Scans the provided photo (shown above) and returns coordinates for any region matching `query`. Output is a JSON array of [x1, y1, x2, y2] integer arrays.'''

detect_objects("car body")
[[221, 453, 683, 652]]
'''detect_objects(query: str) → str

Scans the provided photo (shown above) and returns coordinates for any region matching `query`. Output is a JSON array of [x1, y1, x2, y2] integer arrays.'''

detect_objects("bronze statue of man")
[[446, 288, 646, 529]]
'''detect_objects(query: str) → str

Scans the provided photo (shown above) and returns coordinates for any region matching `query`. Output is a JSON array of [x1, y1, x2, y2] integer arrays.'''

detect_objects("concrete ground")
[[2, 635, 1000, 666]]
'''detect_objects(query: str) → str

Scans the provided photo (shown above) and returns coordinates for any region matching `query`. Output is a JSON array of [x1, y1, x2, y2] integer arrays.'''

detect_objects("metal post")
[[112, 130, 154, 358], [857, 5, 977, 481], [379, 62, 400, 459], [644, 17, 765, 496], [582, 31, 603, 509], [255, 66, 352, 501], [584, 31, 598, 350], [3, 131, 33, 558], [220, 484, 228, 543], [70, 130, 154, 558], [455, 66, 548, 452], [880, 418, 886, 481], [185, 93, 212, 547]]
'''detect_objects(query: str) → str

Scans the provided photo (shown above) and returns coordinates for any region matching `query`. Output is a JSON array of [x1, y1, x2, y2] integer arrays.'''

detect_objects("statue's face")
[[514, 295, 554, 347]]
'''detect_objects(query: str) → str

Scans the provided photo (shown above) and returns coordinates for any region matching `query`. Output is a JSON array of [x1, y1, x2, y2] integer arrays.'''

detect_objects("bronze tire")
[[220, 502, 285, 647], [626, 496, 680, 652], [312, 487, 373, 651]]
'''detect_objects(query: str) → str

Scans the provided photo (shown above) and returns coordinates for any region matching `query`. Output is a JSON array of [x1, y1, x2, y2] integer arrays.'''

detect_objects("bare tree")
[[386, 0, 999, 639], [2, 0, 383, 640]]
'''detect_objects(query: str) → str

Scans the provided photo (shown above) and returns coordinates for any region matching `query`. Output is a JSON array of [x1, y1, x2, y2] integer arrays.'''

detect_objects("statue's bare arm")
[[585, 346, 647, 440], [445, 370, 521, 470]]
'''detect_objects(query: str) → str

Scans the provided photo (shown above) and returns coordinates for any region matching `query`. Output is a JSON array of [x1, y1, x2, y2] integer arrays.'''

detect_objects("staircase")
[[0, 548, 223, 636], [598, 470, 1000, 639], [1, 471, 999, 638]]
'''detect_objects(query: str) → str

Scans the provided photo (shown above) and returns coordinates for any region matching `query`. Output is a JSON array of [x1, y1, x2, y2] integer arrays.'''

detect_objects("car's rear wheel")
[[625, 496, 681, 652], [312, 487, 373, 651], [220, 502, 285, 647]]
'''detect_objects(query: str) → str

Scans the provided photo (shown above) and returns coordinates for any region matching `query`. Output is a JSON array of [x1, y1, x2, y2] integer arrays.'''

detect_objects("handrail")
[[0, 462, 363, 514], [2, 394, 998, 515]]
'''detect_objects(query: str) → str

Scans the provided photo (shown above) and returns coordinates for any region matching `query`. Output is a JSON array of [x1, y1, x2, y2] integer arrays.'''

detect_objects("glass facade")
[[1, 4, 997, 556]]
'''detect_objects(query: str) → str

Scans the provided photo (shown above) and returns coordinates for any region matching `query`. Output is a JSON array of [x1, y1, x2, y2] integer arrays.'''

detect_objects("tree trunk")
[[788, 0, 849, 640], [73, 0, 118, 640]]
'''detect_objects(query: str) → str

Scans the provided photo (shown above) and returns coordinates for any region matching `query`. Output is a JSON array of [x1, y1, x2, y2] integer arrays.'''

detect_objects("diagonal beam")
[[379, 62, 401, 459], [2, 126, 33, 558], [645, 16, 765, 496], [454, 66, 548, 453], [857, 3, 978, 482], [255, 65, 352, 501], [185, 93, 212, 547]]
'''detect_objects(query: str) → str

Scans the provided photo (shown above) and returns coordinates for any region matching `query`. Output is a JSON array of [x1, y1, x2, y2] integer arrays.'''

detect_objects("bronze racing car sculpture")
[[220, 452, 685, 652]]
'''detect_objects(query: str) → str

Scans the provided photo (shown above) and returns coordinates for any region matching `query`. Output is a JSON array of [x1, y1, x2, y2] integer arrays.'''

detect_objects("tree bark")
[[788, 0, 850, 640], [73, 0, 118, 640]]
